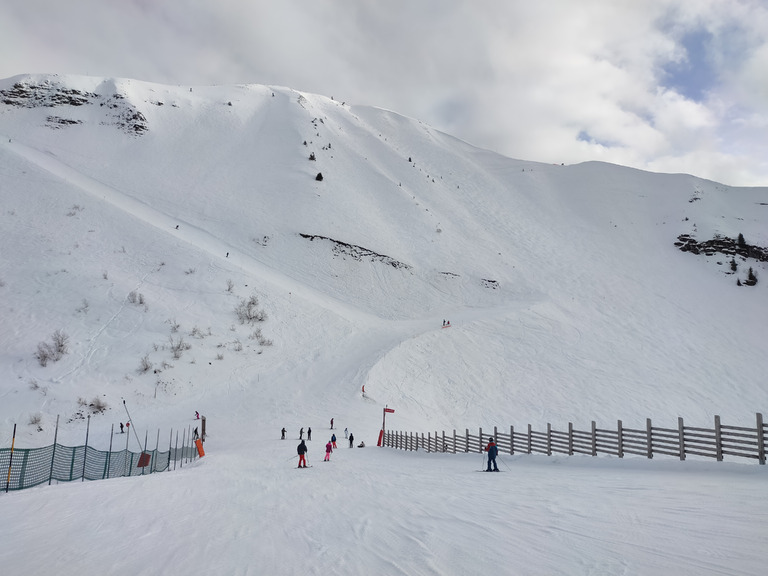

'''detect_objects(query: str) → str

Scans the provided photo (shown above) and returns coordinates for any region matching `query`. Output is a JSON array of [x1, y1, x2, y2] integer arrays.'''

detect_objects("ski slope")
[[0, 74, 766, 575]]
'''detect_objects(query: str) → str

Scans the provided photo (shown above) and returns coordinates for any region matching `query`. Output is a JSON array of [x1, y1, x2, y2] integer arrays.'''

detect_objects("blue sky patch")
[[662, 29, 717, 102]]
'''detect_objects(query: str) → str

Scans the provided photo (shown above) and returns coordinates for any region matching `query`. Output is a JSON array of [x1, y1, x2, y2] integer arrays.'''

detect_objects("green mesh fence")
[[1, 440, 200, 492]]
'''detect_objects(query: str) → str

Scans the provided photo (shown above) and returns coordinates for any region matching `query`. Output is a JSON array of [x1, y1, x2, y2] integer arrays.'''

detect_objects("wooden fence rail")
[[382, 413, 766, 465]]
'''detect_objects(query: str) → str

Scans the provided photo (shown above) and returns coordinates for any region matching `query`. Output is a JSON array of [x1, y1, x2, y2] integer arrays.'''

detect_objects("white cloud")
[[1, 0, 766, 186]]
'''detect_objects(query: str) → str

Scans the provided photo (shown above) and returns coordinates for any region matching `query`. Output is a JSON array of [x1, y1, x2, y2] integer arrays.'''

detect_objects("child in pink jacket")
[[324, 440, 333, 461]]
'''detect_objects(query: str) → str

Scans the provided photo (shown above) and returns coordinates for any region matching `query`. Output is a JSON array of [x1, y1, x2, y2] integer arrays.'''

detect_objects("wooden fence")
[[382, 413, 766, 465]]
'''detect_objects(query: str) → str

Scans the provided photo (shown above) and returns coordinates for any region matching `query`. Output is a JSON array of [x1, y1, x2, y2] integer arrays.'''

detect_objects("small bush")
[[226, 279, 234, 293], [169, 335, 191, 359], [29, 413, 43, 431], [315, 172, 323, 181], [138, 354, 153, 374], [235, 294, 267, 324], [36, 330, 69, 366]]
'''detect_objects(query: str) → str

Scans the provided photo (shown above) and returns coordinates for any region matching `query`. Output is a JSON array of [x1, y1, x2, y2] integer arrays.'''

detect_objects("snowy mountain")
[[1, 74, 766, 575]]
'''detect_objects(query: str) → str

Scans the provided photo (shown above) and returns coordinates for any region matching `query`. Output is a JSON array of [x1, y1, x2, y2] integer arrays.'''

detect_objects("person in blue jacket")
[[485, 437, 499, 472]]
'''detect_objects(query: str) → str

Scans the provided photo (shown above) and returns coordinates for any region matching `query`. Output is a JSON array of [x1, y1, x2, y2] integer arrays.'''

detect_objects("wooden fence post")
[[527, 424, 532, 454], [547, 423, 552, 456], [646, 418, 653, 459], [591, 421, 597, 456], [494, 426, 498, 446], [715, 415, 723, 462], [568, 422, 574, 456], [479, 427, 483, 453], [465, 429, 469, 453], [617, 420, 623, 459], [678, 417, 686, 461], [453, 429, 457, 454], [757, 413, 765, 465], [442, 431, 446, 452], [510, 425, 514, 455]]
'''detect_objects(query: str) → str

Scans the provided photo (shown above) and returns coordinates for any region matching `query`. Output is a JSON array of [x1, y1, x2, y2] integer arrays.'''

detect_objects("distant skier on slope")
[[307, 427, 312, 441], [331, 433, 337, 449], [299, 427, 304, 440], [324, 440, 333, 461], [281, 427, 286, 440], [297, 440, 308, 468], [349, 433, 354, 448], [484, 438, 499, 472]]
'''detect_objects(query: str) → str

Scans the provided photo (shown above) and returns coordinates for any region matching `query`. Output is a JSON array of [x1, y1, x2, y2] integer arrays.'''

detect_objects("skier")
[[195, 411, 200, 420], [299, 427, 304, 440], [330, 418, 334, 430], [281, 427, 286, 440], [344, 427, 348, 439], [307, 427, 312, 441], [485, 437, 499, 472], [120, 422, 124, 434], [297, 440, 308, 468], [349, 433, 354, 448], [193, 427, 199, 441], [324, 440, 333, 461], [331, 433, 337, 449]]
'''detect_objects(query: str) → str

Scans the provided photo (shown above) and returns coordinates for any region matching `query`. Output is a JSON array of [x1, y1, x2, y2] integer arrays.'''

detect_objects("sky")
[[1, 78, 767, 574], [1, 0, 767, 187]]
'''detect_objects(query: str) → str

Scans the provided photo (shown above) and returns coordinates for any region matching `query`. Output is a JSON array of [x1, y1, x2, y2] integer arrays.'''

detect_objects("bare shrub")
[[138, 354, 153, 374], [166, 318, 180, 333], [29, 413, 43, 431], [233, 339, 243, 352], [190, 326, 204, 339], [102, 271, 108, 280], [169, 335, 191, 359], [76, 298, 89, 314], [235, 294, 267, 324], [127, 291, 138, 304], [226, 279, 234, 292], [52, 330, 69, 358], [36, 330, 69, 366], [250, 328, 273, 346], [36, 342, 52, 366], [184, 267, 196, 275], [216, 353, 224, 360]]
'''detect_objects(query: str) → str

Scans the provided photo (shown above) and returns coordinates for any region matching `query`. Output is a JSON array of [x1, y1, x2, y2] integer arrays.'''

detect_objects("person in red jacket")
[[297, 440, 308, 468], [324, 440, 333, 461]]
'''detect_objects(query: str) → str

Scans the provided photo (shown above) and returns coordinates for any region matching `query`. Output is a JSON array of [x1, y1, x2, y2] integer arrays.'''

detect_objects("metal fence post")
[[510, 425, 515, 455], [568, 422, 574, 456], [617, 420, 623, 459], [82, 415, 91, 482], [105, 423, 115, 479], [757, 413, 765, 465], [715, 415, 723, 462], [591, 421, 597, 456], [678, 417, 686, 461], [646, 418, 653, 459], [547, 423, 552, 456], [49, 415, 60, 485]]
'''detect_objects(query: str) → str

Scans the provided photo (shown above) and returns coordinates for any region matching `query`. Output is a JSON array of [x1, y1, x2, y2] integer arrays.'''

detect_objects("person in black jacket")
[[297, 440, 308, 468], [485, 437, 499, 471], [348, 433, 354, 448]]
